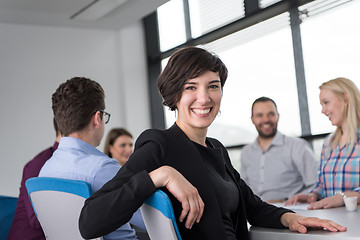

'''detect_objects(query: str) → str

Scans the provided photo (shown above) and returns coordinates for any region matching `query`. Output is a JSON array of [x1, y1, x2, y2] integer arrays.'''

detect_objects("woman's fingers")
[[151, 166, 204, 228], [297, 217, 347, 232], [284, 213, 347, 234], [184, 194, 200, 228], [196, 196, 204, 223], [178, 187, 204, 228], [308, 195, 344, 210], [178, 189, 204, 228], [291, 220, 308, 234], [179, 198, 190, 223], [285, 194, 309, 206], [285, 196, 298, 206]]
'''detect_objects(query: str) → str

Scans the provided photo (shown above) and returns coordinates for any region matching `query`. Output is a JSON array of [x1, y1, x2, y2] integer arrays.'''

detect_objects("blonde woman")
[[286, 77, 360, 209]]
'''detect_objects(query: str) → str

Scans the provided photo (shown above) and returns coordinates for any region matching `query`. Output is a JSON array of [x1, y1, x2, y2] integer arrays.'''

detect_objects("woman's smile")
[[176, 70, 222, 131]]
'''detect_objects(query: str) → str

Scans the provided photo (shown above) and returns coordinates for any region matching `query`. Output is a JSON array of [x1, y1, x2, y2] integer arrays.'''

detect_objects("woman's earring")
[[218, 110, 222, 116]]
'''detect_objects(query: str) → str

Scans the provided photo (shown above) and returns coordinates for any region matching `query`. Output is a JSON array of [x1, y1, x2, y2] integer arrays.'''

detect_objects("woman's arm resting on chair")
[[149, 166, 204, 229]]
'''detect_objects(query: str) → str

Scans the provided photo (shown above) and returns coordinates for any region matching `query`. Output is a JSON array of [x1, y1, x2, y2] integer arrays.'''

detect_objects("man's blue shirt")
[[39, 137, 138, 240]]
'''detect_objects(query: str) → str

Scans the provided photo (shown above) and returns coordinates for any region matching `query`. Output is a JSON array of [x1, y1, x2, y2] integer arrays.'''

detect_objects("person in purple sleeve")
[[7, 119, 61, 240]]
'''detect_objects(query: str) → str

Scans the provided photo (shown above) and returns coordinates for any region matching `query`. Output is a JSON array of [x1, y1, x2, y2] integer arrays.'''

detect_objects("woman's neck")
[[176, 121, 207, 147]]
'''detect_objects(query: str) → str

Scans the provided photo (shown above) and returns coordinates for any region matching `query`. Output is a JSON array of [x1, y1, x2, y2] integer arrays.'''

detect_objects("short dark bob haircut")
[[157, 46, 228, 111]]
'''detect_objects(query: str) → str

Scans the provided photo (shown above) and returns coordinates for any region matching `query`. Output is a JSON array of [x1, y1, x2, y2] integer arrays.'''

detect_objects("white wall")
[[117, 22, 151, 139], [0, 21, 150, 196]]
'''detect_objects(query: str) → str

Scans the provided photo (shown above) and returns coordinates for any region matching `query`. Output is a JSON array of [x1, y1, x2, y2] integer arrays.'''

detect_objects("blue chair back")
[[140, 190, 182, 240], [25, 177, 101, 240], [0, 195, 18, 240]]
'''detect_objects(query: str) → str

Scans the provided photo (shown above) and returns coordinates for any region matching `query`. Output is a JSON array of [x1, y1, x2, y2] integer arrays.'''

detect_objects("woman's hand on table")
[[149, 166, 204, 229], [308, 191, 360, 209], [280, 212, 347, 234], [285, 193, 318, 206]]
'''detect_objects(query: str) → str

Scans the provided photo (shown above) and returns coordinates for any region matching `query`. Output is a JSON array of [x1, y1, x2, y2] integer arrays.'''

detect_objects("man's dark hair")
[[157, 46, 228, 111], [53, 117, 61, 136], [52, 77, 105, 136], [251, 96, 278, 116]]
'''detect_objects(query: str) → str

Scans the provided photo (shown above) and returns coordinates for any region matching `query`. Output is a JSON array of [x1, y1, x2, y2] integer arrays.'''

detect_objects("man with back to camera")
[[240, 97, 318, 203], [39, 77, 145, 239]]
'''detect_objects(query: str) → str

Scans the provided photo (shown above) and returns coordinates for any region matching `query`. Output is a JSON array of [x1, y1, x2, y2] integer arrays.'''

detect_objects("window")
[[300, 0, 360, 135], [163, 13, 300, 147], [148, 0, 358, 163], [260, 0, 282, 8], [205, 13, 301, 146], [157, 0, 187, 52], [189, 0, 245, 38]]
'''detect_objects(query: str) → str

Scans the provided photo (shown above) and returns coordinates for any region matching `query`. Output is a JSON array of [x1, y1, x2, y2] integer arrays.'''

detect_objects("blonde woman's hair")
[[319, 77, 360, 151]]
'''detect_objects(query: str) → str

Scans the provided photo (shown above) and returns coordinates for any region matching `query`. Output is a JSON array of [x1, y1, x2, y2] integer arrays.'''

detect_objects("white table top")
[[249, 205, 360, 240]]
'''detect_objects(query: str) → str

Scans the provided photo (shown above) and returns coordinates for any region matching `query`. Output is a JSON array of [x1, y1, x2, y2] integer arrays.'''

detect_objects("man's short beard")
[[258, 129, 277, 139], [257, 124, 277, 139]]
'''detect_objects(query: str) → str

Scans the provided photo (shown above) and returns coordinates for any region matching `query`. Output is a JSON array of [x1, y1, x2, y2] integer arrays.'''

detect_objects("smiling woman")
[[175, 71, 222, 145], [79, 47, 347, 240], [319, 88, 346, 129], [286, 77, 360, 209], [103, 128, 133, 166]]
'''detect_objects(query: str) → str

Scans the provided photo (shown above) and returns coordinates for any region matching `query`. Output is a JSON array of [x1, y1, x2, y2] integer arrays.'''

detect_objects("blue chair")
[[25, 177, 102, 240], [140, 190, 182, 240], [0, 195, 18, 240]]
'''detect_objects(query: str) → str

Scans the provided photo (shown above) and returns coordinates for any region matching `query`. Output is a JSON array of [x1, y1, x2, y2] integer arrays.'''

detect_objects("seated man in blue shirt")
[[39, 77, 145, 240]]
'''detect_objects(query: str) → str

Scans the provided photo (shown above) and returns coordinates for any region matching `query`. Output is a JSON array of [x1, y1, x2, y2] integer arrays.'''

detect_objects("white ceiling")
[[0, 0, 169, 30]]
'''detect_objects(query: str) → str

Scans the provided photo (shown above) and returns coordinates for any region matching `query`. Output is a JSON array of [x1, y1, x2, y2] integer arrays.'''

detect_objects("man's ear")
[[93, 111, 101, 129]]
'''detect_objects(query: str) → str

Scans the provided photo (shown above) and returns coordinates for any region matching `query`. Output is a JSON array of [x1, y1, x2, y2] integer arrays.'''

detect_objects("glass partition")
[[189, 0, 245, 38], [157, 0, 187, 51], [300, 0, 360, 135]]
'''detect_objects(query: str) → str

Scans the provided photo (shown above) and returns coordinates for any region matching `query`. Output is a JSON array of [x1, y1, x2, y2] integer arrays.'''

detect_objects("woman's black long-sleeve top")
[[79, 124, 292, 240]]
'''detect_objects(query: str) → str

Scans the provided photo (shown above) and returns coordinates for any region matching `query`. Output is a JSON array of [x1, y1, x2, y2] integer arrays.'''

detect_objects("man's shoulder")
[[24, 146, 54, 168], [242, 141, 256, 151], [281, 134, 315, 159], [43, 144, 117, 168], [39, 148, 120, 180], [92, 154, 119, 167], [282, 134, 308, 146], [34, 145, 54, 159], [71, 149, 119, 170], [240, 142, 258, 162]]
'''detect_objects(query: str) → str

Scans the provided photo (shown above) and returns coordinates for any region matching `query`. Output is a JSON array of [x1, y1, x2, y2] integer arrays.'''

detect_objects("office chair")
[[140, 190, 182, 240], [25, 177, 102, 240]]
